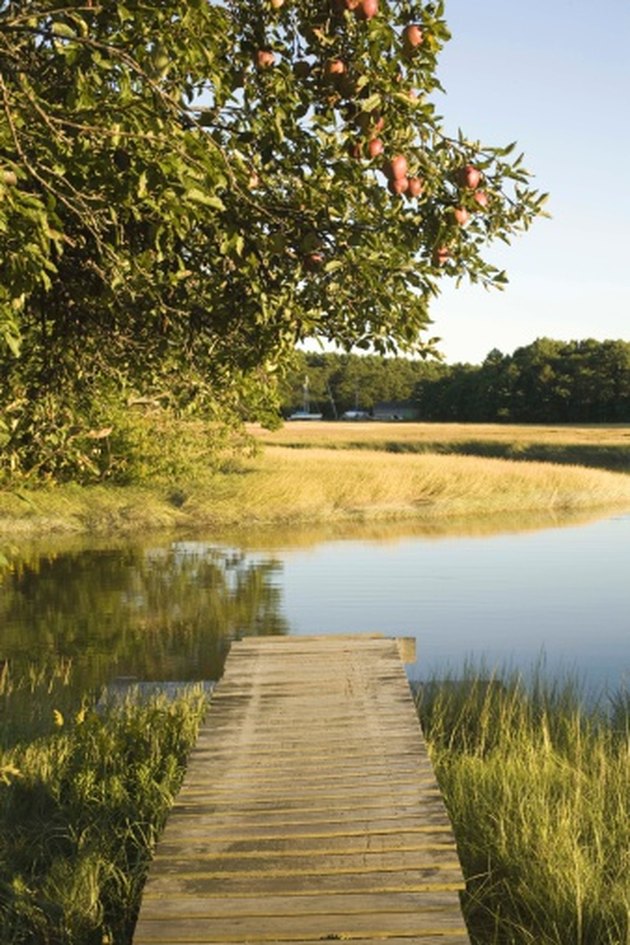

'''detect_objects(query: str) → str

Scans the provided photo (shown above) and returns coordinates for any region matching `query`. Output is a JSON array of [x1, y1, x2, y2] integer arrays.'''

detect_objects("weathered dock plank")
[[133, 635, 470, 945]]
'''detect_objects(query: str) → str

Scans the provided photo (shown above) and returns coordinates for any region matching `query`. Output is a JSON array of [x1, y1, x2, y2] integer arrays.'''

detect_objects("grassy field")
[[254, 420, 630, 448], [0, 680, 208, 945], [2, 421, 630, 540]]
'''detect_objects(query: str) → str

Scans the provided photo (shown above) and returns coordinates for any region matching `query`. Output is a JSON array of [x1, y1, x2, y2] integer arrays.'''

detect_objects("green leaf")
[[358, 94, 381, 113], [186, 188, 225, 210], [51, 22, 77, 39]]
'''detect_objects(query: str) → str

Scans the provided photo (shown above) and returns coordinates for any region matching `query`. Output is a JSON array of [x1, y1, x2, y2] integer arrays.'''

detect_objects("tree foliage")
[[0, 0, 545, 479]]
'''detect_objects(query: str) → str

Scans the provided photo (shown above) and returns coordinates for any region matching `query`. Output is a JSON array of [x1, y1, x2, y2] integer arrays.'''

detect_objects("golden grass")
[[251, 420, 630, 449], [190, 446, 630, 525], [0, 483, 185, 538], [2, 424, 630, 540]]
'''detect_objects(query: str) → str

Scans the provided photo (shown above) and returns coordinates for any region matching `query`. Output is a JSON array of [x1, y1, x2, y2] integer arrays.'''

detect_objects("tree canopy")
[[0, 0, 545, 479]]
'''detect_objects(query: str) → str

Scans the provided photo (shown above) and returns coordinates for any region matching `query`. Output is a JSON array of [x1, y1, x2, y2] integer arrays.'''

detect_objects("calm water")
[[1, 510, 629, 734], [246, 513, 630, 692]]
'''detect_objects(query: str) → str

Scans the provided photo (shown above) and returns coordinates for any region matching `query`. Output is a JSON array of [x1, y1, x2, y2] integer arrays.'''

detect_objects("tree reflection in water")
[[0, 543, 287, 744]]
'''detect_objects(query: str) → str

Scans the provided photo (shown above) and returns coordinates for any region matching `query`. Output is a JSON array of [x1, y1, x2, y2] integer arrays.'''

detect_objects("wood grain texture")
[[133, 636, 470, 945]]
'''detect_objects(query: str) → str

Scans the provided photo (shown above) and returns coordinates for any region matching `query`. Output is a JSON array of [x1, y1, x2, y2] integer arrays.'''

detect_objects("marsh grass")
[[13, 444, 630, 535], [3, 422, 630, 539], [255, 420, 630, 470], [187, 446, 630, 525], [417, 671, 630, 945], [0, 685, 207, 945], [0, 658, 81, 748]]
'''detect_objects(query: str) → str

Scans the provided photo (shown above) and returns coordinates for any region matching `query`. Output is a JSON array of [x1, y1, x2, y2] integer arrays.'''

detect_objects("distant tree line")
[[281, 338, 630, 422], [419, 338, 630, 422]]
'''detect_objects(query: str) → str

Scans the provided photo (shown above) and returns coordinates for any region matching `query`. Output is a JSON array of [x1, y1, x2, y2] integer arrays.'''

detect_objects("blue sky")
[[428, 0, 630, 363]]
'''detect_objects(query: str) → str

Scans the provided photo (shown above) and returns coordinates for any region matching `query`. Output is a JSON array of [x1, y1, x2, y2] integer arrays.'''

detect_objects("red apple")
[[356, 0, 378, 18], [387, 154, 408, 180], [270, 0, 284, 8], [388, 177, 409, 196], [247, 171, 261, 190], [453, 206, 470, 226], [458, 164, 482, 189], [303, 253, 324, 271], [345, 0, 361, 9], [407, 176, 424, 197], [473, 190, 489, 208], [403, 24, 423, 48], [367, 138, 384, 158], [255, 49, 275, 69], [432, 245, 450, 266], [325, 59, 346, 77]]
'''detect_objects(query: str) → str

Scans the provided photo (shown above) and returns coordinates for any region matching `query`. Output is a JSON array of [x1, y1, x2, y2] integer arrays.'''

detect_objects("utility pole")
[[327, 380, 338, 420], [302, 375, 310, 414]]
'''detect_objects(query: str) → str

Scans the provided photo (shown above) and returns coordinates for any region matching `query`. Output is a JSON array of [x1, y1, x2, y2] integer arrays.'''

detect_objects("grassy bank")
[[418, 673, 630, 945], [0, 687, 208, 945], [3, 438, 630, 540]]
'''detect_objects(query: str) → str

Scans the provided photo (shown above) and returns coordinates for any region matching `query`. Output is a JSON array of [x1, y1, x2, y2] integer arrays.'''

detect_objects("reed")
[[184, 446, 630, 525], [0, 657, 78, 747], [417, 670, 630, 945]]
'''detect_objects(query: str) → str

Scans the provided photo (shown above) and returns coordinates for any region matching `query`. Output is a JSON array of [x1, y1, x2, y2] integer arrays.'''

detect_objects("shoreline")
[[2, 442, 630, 541]]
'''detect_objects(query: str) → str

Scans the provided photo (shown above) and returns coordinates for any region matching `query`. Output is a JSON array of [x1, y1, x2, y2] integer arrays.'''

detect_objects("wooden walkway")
[[133, 635, 470, 945]]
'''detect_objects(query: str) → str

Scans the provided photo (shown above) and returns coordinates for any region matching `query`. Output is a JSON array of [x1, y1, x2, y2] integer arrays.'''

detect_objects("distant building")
[[372, 401, 420, 421]]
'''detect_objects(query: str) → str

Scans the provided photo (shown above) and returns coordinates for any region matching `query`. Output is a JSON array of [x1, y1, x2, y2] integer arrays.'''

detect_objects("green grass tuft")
[[417, 671, 630, 945], [0, 688, 208, 944]]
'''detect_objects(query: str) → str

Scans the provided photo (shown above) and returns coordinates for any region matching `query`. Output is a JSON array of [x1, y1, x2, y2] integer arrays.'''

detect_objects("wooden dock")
[[133, 635, 470, 945]]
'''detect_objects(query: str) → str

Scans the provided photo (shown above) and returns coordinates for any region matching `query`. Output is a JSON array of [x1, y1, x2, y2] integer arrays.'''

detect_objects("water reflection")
[[183, 505, 623, 550], [1, 545, 287, 743]]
